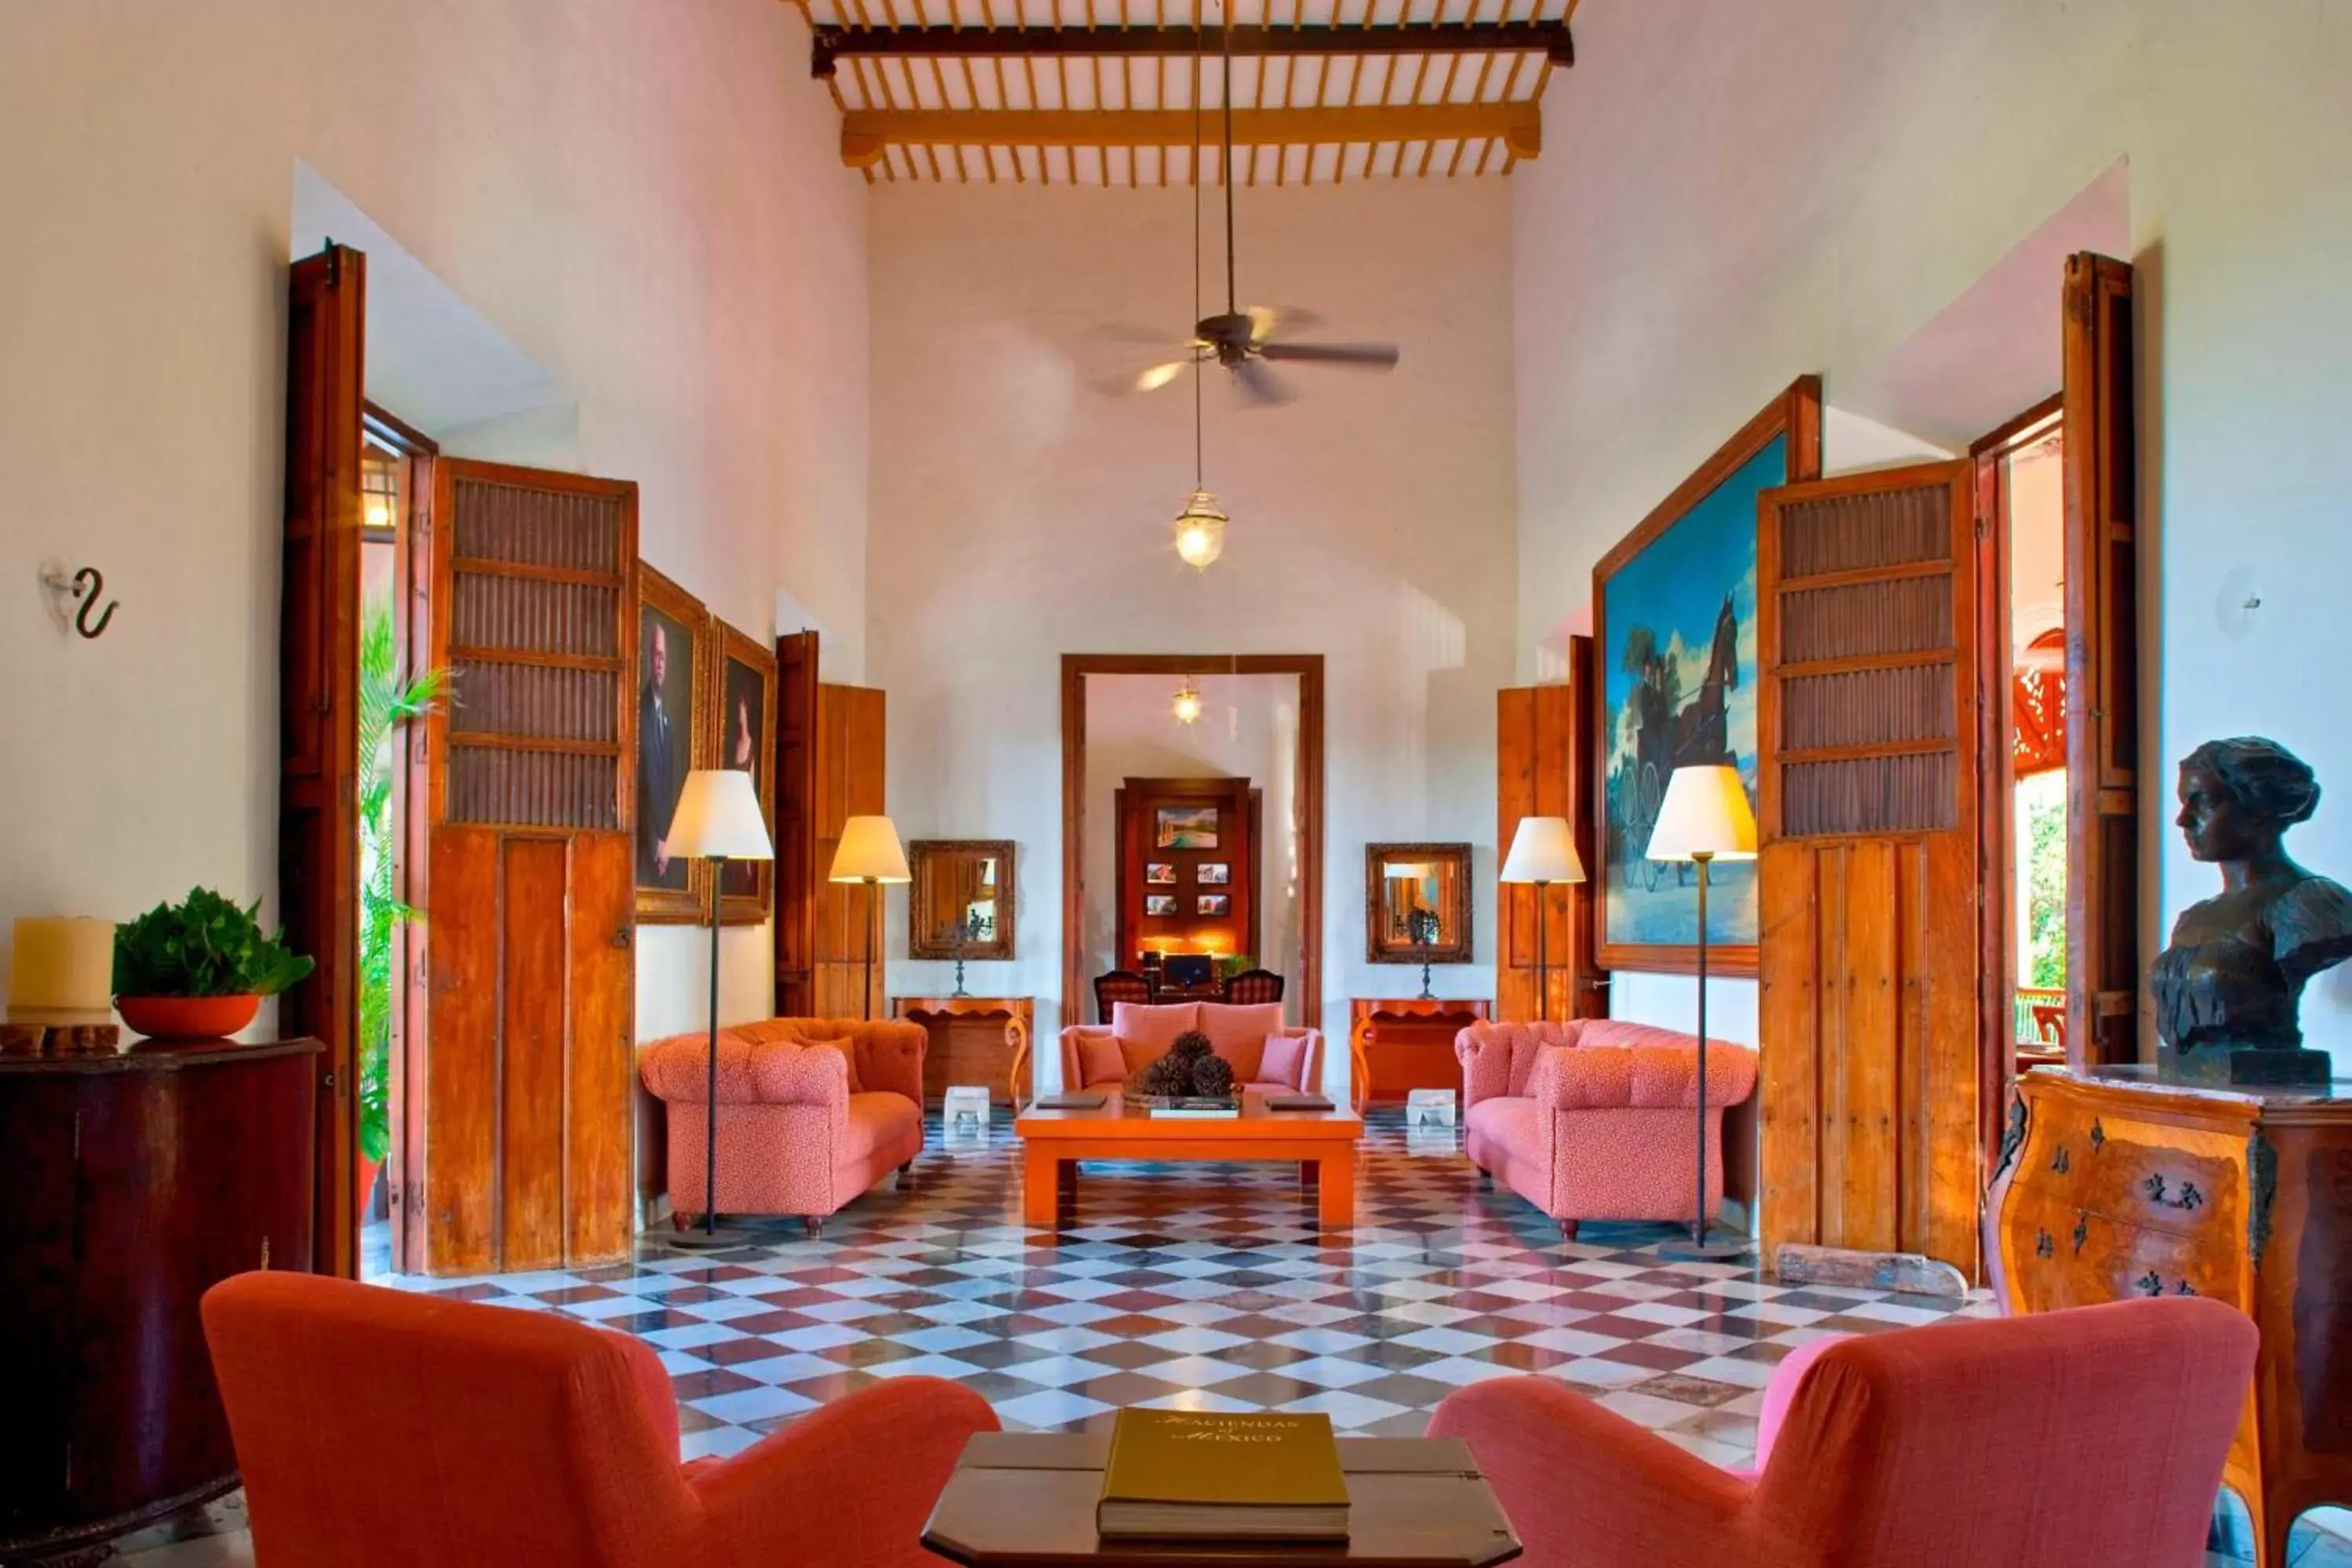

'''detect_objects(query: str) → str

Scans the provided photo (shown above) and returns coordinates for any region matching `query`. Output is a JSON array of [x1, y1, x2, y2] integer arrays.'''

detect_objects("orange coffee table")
[[1015, 1090, 1364, 1230]]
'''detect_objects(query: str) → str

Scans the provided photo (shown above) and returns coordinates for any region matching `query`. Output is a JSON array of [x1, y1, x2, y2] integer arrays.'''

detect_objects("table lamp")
[[1646, 764, 1757, 1261], [829, 815, 909, 1022], [1499, 817, 1584, 1021], [666, 769, 774, 1250]]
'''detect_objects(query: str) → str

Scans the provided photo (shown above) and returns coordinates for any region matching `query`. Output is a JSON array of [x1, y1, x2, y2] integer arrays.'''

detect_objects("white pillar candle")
[[7, 917, 118, 1024]]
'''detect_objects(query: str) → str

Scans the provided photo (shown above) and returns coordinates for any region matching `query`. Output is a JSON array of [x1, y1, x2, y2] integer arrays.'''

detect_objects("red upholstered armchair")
[[204, 1272, 996, 1568], [1429, 1297, 2256, 1568]]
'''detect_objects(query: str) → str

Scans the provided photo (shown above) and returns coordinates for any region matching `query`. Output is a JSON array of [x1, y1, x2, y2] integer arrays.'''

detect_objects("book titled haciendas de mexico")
[[1096, 1409, 1350, 1541]]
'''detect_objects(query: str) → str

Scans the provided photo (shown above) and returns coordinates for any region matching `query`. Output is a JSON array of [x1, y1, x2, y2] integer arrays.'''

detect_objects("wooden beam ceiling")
[[812, 22, 1573, 76], [840, 100, 1543, 168]]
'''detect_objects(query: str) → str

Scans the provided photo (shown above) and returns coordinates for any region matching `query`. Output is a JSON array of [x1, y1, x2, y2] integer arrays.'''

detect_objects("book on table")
[[1097, 1408, 1350, 1541], [1138, 1095, 1241, 1119]]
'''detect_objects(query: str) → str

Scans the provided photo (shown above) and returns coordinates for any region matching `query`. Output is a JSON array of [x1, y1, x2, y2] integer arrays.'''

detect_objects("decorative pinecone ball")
[[1137, 1029, 1233, 1097]]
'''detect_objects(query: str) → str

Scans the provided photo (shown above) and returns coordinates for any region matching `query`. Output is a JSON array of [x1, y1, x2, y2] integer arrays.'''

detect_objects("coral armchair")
[[1429, 1297, 2256, 1568], [204, 1272, 995, 1568], [638, 1018, 926, 1236]]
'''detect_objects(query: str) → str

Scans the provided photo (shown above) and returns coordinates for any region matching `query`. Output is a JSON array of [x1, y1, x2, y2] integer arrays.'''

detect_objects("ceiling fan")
[[1092, 3, 1399, 408]]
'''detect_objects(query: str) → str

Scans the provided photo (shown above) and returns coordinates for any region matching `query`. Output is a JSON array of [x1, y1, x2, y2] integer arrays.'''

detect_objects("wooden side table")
[[923, 1432, 1522, 1566], [1349, 998, 1490, 1114], [895, 996, 1034, 1109]]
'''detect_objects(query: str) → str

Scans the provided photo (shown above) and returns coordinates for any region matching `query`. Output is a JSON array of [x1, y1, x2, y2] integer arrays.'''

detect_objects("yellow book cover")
[[1100, 1409, 1348, 1508]]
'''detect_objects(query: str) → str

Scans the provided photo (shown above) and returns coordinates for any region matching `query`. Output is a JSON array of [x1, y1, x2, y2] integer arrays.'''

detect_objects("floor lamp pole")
[[1661, 852, 1745, 1261], [862, 875, 878, 1022], [1534, 879, 1549, 1022], [670, 858, 741, 1250]]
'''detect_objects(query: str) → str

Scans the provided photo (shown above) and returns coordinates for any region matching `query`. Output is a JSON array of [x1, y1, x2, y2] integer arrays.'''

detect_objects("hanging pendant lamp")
[[1171, 2, 1229, 572]]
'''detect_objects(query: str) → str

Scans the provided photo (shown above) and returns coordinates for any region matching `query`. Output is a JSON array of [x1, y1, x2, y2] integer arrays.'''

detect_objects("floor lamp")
[[665, 769, 775, 1252], [829, 815, 909, 1022], [1500, 817, 1585, 1022], [1648, 764, 1757, 1262]]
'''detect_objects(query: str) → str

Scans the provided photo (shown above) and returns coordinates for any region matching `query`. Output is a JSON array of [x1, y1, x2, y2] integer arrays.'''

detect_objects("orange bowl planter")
[[118, 994, 261, 1040]]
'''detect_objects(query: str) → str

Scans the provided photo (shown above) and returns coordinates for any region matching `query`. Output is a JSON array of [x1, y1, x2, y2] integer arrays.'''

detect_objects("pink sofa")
[[638, 1018, 925, 1236], [1059, 1000, 1325, 1095], [1456, 1018, 1757, 1238], [1429, 1296, 2256, 1568]]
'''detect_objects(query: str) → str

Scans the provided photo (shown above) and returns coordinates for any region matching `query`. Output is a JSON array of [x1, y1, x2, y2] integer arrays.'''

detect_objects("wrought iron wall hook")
[[68, 567, 118, 639]]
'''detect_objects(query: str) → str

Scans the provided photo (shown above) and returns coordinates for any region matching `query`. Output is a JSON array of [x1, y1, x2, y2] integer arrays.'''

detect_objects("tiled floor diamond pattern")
[[377, 1113, 1994, 1465], [94, 1112, 2315, 1565]]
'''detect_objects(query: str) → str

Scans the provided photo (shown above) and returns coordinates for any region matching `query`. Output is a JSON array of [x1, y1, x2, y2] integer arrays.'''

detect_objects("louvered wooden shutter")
[[1757, 461, 1984, 1275], [2063, 252, 2140, 1066]]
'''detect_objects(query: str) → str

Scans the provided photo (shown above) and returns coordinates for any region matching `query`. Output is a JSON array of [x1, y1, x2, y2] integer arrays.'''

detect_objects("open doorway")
[[357, 407, 436, 1282], [1975, 397, 2068, 1076], [1061, 655, 1326, 1058]]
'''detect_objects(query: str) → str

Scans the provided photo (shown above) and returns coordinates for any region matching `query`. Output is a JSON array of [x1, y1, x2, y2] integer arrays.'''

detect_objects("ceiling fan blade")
[[1246, 305, 1325, 344], [1232, 358, 1295, 408], [1258, 342, 1401, 370], [1134, 360, 1192, 393], [1087, 358, 1194, 397]]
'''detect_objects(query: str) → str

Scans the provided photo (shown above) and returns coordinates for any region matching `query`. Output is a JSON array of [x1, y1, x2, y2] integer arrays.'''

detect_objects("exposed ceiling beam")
[[812, 23, 1573, 78], [838, 102, 1543, 167]]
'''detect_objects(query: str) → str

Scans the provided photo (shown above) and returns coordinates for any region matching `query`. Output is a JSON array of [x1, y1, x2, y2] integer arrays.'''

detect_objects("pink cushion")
[[1260, 1031, 1308, 1089], [1112, 1002, 1197, 1052], [1200, 1002, 1283, 1082], [1076, 1034, 1127, 1087]]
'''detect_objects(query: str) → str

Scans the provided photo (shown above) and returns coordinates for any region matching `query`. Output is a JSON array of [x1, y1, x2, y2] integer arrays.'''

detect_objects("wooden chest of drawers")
[[1990, 1067, 2352, 1568]]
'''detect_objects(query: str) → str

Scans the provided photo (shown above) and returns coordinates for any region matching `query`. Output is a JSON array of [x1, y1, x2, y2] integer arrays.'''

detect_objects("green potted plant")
[[113, 887, 314, 1039]]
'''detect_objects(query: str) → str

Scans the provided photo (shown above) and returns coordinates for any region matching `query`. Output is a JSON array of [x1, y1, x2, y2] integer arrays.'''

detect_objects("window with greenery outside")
[[359, 599, 445, 1184]]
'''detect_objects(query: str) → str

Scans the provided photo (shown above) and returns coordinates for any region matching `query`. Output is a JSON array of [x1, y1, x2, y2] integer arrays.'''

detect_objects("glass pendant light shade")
[[1173, 489, 1228, 569], [1171, 678, 1203, 724]]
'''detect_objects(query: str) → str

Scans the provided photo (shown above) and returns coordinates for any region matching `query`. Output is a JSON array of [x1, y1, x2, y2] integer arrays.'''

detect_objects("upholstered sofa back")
[[638, 1018, 925, 1107], [1059, 999, 1323, 1093]]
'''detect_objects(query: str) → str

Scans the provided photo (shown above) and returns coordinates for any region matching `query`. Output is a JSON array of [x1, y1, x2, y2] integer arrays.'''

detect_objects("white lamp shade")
[[1500, 817, 1585, 884], [829, 814, 911, 884], [1648, 765, 1759, 862], [666, 770, 775, 861]]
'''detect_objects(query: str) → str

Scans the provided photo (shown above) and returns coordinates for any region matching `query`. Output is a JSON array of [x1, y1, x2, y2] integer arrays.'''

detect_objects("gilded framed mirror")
[[909, 840, 1017, 961], [1365, 844, 1473, 964]]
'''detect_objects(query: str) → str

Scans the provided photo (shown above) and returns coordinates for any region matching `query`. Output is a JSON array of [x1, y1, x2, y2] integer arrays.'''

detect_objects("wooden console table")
[[1349, 997, 1490, 1114], [895, 996, 1033, 1108], [1989, 1065, 2352, 1568], [0, 1037, 320, 1558]]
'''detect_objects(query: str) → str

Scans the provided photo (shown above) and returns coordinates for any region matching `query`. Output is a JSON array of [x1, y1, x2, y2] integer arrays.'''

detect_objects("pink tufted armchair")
[[1456, 1018, 1757, 1238], [1429, 1297, 2256, 1568], [638, 1018, 926, 1236]]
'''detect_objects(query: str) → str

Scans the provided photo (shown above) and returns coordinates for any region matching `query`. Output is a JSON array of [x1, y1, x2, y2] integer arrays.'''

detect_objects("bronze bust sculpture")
[[2151, 737, 2352, 1085]]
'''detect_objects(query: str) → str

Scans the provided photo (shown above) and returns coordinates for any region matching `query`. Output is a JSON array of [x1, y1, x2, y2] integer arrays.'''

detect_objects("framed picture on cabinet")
[[1154, 804, 1220, 850], [1196, 893, 1232, 917], [1145, 862, 1178, 886], [1145, 894, 1179, 918], [704, 619, 777, 925], [636, 564, 712, 924], [1196, 862, 1231, 886]]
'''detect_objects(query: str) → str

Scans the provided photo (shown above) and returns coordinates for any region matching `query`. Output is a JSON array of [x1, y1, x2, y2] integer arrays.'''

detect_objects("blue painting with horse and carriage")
[[1599, 435, 1781, 949]]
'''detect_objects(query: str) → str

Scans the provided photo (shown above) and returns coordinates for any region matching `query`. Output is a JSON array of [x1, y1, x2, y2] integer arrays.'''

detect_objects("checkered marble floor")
[[85, 1112, 2330, 1565]]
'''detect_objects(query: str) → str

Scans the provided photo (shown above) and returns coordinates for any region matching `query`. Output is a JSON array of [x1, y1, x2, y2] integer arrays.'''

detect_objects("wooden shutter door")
[[414, 459, 638, 1275], [1756, 461, 1984, 1274], [280, 243, 366, 1279], [772, 632, 819, 1017], [2063, 253, 2140, 1067], [813, 683, 888, 1018], [1497, 636, 1603, 1022]]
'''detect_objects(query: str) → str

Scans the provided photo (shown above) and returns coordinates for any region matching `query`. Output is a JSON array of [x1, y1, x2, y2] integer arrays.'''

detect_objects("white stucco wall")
[[0, 0, 868, 1042], [1514, 0, 2352, 1065], [866, 180, 1520, 1087]]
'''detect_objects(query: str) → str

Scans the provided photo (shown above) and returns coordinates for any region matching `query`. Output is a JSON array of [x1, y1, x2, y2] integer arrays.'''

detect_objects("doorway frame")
[[1060, 654, 1327, 1032], [1970, 390, 2063, 1163]]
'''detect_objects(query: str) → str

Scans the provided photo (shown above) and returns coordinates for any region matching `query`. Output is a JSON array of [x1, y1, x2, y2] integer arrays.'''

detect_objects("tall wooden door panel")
[[808, 683, 886, 1019], [415, 459, 637, 1276], [771, 632, 820, 1018], [1497, 639, 1602, 1023], [2063, 252, 2141, 1067], [1756, 461, 1984, 1275], [279, 242, 366, 1279]]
